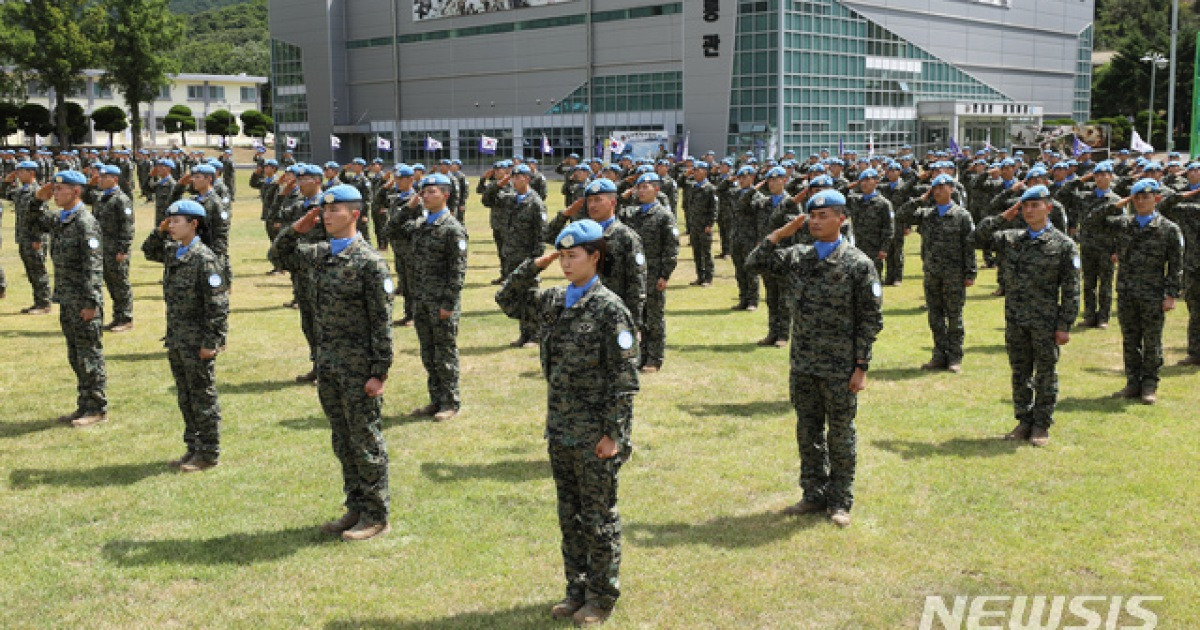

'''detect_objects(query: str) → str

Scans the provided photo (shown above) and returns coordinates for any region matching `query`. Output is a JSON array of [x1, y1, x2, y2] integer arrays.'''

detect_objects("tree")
[[0, 0, 104, 148], [91, 105, 129, 148], [239, 109, 273, 139], [0, 102, 20, 145], [97, 0, 183, 152], [56, 102, 90, 145], [164, 104, 196, 146], [17, 103, 55, 142], [205, 109, 239, 144]]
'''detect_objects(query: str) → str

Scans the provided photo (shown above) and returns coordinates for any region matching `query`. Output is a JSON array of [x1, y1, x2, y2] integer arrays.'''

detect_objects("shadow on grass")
[[678, 400, 791, 418], [869, 366, 928, 382], [102, 525, 332, 567], [0, 418, 63, 439], [278, 415, 329, 431], [627, 509, 818, 549], [325, 602, 556, 630], [966, 344, 1007, 355], [883, 306, 929, 317], [459, 344, 517, 357], [459, 309, 505, 320], [10, 461, 171, 489], [108, 350, 168, 363], [667, 308, 739, 317], [669, 342, 761, 354], [230, 304, 289, 314], [1056, 396, 1136, 413], [420, 459, 548, 484], [0, 329, 62, 338], [872, 438, 1021, 460], [222, 379, 314, 395]]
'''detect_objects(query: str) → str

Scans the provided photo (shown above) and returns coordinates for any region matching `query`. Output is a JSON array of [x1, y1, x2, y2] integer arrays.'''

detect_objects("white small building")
[[22, 69, 269, 147]]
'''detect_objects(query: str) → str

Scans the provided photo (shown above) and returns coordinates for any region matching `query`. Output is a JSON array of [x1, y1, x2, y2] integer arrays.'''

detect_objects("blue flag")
[[949, 137, 960, 157], [1072, 136, 1088, 157]]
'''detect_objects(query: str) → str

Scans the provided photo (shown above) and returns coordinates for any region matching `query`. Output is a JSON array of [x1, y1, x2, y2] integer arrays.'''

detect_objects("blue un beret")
[[394, 164, 415, 177], [809, 175, 834, 188], [1025, 167, 1048, 180], [322, 184, 363, 204], [297, 164, 323, 177], [765, 166, 787, 178], [1020, 185, 1051, 202], [1092, 161, 1114, 174], [192, 165, 218, 176], [263, 159, 279, 167], [167, 200, 207, 218], [636, 172, 661, 185], [806, 189, 847, 211], [99, 165, 121, 176], [1131, 178, 1160, 195], [931, 174, 956, 187], [352, 158, 367, 166], [857, 168, 879, 180], [157, 158, 176, 169], [16, 160, 38, 169], [53, 170, 87, 185], [584, 178, 618, 196], [421, 173, 453, 188], [555, 219, 604, 249], [512, 164, 532, 175]]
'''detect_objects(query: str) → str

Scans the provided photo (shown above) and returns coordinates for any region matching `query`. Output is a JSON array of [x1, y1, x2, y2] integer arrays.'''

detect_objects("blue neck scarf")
[[565, 274, 598, 309], [1095, 188, 1110, 197], [176, 236, 200, 259], [598, 216, 616, 230], [770, 194, 785, 206], [640, 203, 655, 213], [264, 175, 275, 184], [936, 203, 952, 217], [59, 202, 84, 223], [397, 189, 413, 199], [330, 235, 355, 255], [303, 193, 321, 208], [1188, 183, 1200, 192], [862, 192, 876, 201], [1027, 226, 1049, 240], [516, 192, 529, 204], [105, 186, 120, 195], [1136, 212, 1157, 229], [426, 209, 448, 225], [1002, 179, 1014, 189], [814, 237, 842, 260]]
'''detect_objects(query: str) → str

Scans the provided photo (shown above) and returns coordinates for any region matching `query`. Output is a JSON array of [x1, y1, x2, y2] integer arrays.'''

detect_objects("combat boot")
[[572, 603, 612, 627], [1111, 385, 1139, 399], [71, 412, 108, 428], [1028, 426, 1050, 447], [773, 339, 788, 348], [782, 499, 825, 515], [320, 510, 360, 535], [639, 364, 660, 374], [169, 452, 195, 468], [179, 457, 217, 472], [921, 358, 947, 370], [829, 508, 851, 528], [295, 369, 318, 384], [1177, 355, 1200, 366], [946, 362, 962, 374], [433, 408, 458, 422], [1003, 423, 1032, 441], [57, 410, 83, 424], [756, 336, 777, 347], [341, 519, 390, 541], [1140, 386, 1157, 405], [109, 321, 134, 333], [550, 599, 584, 620], [410, 403, 437, 417]]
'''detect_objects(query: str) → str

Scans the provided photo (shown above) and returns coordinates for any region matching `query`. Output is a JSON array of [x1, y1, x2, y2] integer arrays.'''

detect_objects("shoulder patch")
[[541, 212, 548, 222], [383, 277, 395, 294], [220, 211, 229, 221], [617, 330, 635, 350], [124, 207, 133, 216], [208, 273, 223, 288], [88, 237, 100, 249], [635, 252, 645, 266], [1072, 255, 1081, 269], [222, 197, 230, 205], [871, 282, 882, 298], [671, 227, 679, 237], [457, 239, 468, 252]]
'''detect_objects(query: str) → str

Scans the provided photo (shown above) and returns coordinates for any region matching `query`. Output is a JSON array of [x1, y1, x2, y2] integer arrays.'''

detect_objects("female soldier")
[[141, 200, 229, 472], [495, 219, 640, 627]]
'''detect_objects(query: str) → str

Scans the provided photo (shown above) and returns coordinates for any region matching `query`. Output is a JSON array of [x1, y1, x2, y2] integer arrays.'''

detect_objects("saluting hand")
[[534, 250, 560, 270], [36, 182, 54, 201], [80, 308, 97, 322], [1163, 296, 1176, 312], [293, 206, 321, 234], [564, 198, 585, 218]]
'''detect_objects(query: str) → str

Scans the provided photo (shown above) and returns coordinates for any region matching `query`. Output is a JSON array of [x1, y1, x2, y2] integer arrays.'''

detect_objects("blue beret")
[[766, 166, 787, 178], [857, 168, 879, 180], [373, 158, 384, 164], [656, 159, 670, 166], [886, 162, 902, 170], [494, 161, 508, 169], [1187, 162, 1200, 171], [321, 184, 363, 204], [734, 165, 756, 177], [256, 146, 267, 153], [297, 164, 323, 177], [1131, 178, 1160, 194], [352, 158, 367, 166], [1143, 161, 1163, 172], [451, 159, 462, 166], [157, 158, 176, 169], [1092, 161, 1114, 174], [394, 164, 415, 177], [512, 164, 532, 175], [439, 159, 452, 165], [421, 173, 453, 188], [1025, 167, 1048, 179], [1020, 185, 1051, 201], [931, 174, 956, 186], [53, 171, 87, 185], [806, 189, 847, 211], [324, 161, 339, 169], [601, 164, 621, 173], [412, 163, 426, 171], [1169, 160, 1183, 167], [1169, 151, 1181, 158], [636, 173, 661, 184], [809, 175, 834, 188], [263, 159, 279, 167], [635, 165, 653, 174], [527, 158, 538, 165], [1119, 149, 1130, 155], [693, 161, 710, 171], [719, 158, 733, 166], [569, 153, 581, 159], [584, 178, 618, 196], [192, 165, 217, 176], [207, 159, 223, 168], [554, 219, 604, 249], [16, 160, 38, 169], [573, 165, 592, 173], [99, 165, 121, 176], [167, 200, 207, 218]]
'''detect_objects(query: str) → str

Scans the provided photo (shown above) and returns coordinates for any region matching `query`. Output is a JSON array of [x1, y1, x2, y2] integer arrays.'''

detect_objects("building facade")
[[269, 0, 1093, 164], [21, 70, 268, 147]]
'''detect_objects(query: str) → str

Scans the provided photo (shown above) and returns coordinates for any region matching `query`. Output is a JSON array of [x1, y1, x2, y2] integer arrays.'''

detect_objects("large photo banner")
[[414, 0, 576, 21]]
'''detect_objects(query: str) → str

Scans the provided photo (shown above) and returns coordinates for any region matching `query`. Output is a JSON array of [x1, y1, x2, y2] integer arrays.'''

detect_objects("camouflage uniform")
[[384, 189, 423, 323], [846, 191, 895, 279], [35, 204, 108, 416], [220, 155, 236, 201], [715, 176, 736, 256], [477, 175, 509, 268], [8, 181, 52, 308], [976, 220, 1080, 428], [745, 237, 883, 512], [92, 187, 136, 324], [485, 186, 547, 338], [729, 186, 765, 308], [275, 227, 394, 524], [898, 200, 977, 366], [621, 200, 679, 368], [451, 169, 470, 226], [879, 177, 908, 284], [495, 259, 639, 611], [149, 174, 177, 225], [544, 214, 647, 328], [400, 210, 468, 411], [195, 190, 232, 286], [249, 171, 283, 269], [1108, 212, 1184, 392], [142, 231, 230, 460], [1070, 187, 1123, 324], [1157, 191, 1200, 359], [683, 178, 718, 283], [762, 195, 804, 341]]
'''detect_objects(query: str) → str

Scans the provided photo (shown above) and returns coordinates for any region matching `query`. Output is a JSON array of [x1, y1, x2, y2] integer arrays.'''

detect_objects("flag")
[[868, 132, 875, 157], [608, 137, 626, 154], [285, 136, 297, 149], [425, 136, 443, 152], [480, 135, 498, 154], [681, 131, 690, 158], [541, 134, 553, 155], [376, 137, 392, 151], [1130, 130, 1155, 153], [330, 135, 341, 150], [949, 137, 960, 157], [838, 137, 844, 156], [1072, 136, 1089, 157], [767, 134, 777, 160]]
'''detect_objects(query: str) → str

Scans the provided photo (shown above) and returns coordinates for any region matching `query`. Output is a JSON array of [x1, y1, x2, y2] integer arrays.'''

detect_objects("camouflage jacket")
[[35, 205, 104, 308], [659, 175, 679, 214], [93, 188, 136, 254], [495, 260, 639, 448], [745, 238, 883, 379], [730, 187, 765, 244], [483, 186, 547, 264], [1157, 191, 1200, 273], [149, 175, 177, 224], [620, 200, 679, 282], [141, 231, 229, 351], [249, 172, 281, 221], [384, 190, 423, 252], [897, 202, 977, 280], [1108, 213, 1185, 301], [683, 178, 718, 229], [194, 191, 231, 257], [397, 210, 468, 310], [274, 228, 394, 378], [7, 182, 48, 244], [1069, 188, 1124, 251], [846, 191, 895, 257], [975, 220, 1081, 331]]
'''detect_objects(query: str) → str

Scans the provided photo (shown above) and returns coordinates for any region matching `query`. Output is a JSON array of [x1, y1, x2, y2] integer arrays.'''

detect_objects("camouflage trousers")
[[390, 249, 414, 321], [502, 256, 539, 339], [59, 304, 108, 415], [414, 303, 461, 411], [1081, 245, 1115, 323], [884, 232, 905, 284], [790, 371, 857, 511], [168, 348, 222, 459], [317, 368, 390, 523], [492, 229, 506, 269], [102, 251, 133, 324], [764, 275, 791, 341], [688, 228, 714, 283], [265, 222, 283, 271], [1185, 272, 1200, 359], [1005, 324, 1060, 428], [924, 273, 967, 364], [716, 206, 732, 255], [455, 205, 467, 230], [548, 443, 624, 609], [372, 209, 389, 250], [294, 275, 317, 363], [19, 242, 51, 306], [640, 285, 667, 368], [1118, 297, 1165, 390], [730, 239, 760, 307]]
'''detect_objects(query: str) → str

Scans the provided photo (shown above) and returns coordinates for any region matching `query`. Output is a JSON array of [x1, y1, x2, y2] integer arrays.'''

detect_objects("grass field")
[[1, 172, 1197, 629]]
